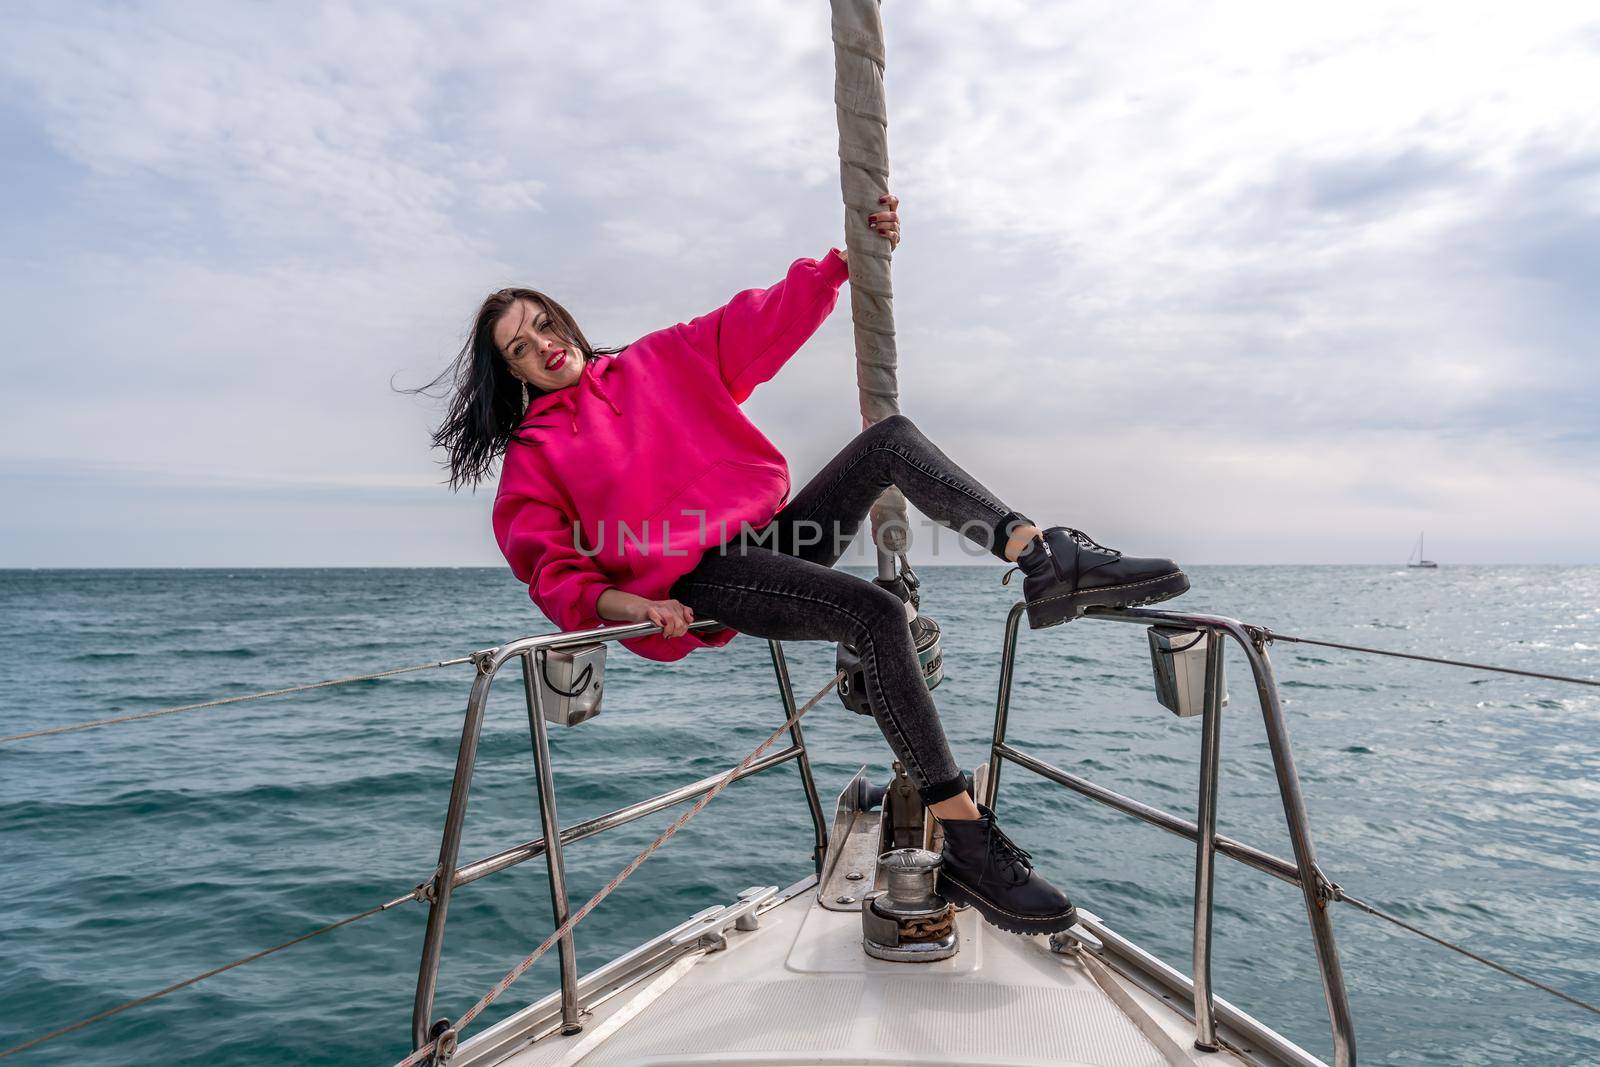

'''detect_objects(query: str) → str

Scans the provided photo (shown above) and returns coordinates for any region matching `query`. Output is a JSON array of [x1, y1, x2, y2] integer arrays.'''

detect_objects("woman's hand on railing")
[[598, 589, 695, 638], [643, 599, 695, 638]]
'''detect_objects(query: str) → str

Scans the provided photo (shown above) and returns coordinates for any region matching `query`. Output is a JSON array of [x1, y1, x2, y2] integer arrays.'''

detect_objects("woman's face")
[[493, 297, 586, 393]]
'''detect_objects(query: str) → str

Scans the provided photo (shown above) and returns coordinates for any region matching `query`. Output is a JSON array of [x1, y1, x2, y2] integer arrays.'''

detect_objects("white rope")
[[395, 669, 846, 1067]]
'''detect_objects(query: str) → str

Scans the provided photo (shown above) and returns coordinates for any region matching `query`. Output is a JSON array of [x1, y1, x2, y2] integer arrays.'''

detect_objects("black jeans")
[[668, 414, 1035, 805]]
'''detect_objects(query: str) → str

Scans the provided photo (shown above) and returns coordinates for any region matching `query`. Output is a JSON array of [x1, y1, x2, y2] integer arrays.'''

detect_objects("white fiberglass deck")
[[467, 880, 1255, 1067]]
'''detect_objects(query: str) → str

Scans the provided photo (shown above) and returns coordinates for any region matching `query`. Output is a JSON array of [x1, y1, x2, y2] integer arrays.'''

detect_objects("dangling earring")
[[521, 380, 530, 412]]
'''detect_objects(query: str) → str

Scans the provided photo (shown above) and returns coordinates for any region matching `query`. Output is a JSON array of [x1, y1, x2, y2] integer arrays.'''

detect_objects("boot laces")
[[984, 821, 1034, 883], [1002, 528, 1118, 586], [1064, 527, 1119, 556]]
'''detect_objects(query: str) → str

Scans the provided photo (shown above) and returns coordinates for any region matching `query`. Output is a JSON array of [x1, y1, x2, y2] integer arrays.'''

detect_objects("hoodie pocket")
[[644, 458, 788, 557]]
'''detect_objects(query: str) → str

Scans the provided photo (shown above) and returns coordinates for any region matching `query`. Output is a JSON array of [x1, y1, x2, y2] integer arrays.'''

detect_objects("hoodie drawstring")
[[587, 366, 623, 418], [556, 360, 623, 435]]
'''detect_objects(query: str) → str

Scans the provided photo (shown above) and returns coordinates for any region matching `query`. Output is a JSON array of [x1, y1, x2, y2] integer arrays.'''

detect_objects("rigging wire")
[[1262, 630, 1599, 689], [1335, 890, 1600, 1017], [3, 621, 1594, 1056], [0, 893, 418, 1061], [0, 670, 844, 1064], [0, 655, 476, 745], [7, 627, 1592, 750]]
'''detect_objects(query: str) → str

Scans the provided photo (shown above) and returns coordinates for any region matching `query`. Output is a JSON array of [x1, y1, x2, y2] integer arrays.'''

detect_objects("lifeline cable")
[[0, 655, 476, 745], [1261, 630, 1600, 689], [0, 893, 418, 1060], [395, 668, 845, 1067], [0, 669, 845, 1062], [1335, 890, 1600, 1017], [13, 631, 1591, 748], [8, 649, 1597, 1057]]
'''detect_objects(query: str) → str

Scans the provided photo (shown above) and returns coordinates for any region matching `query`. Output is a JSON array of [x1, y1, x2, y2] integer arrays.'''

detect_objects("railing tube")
[[993, 604, 1358, 1067], [410, 620, 678, 1050], [451, 747, 804, 889], [520, 651, 583, 1035], [983, 603, 1028, 809], [1191, 628, 1225, 1051], [412, 656, 497, 1050], [766, 640, 830, 875], [992, 742, 1302, 885], [1227, 626, 1356, 1067], [410, 616, 823, 1054]]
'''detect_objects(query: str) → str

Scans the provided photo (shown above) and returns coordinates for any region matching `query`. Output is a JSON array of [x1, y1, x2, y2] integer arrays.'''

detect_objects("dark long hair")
[[403, 288, 626, 491]]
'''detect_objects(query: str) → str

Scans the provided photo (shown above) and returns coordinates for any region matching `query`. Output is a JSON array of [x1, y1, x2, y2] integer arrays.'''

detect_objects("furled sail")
[[830, 0, 907, 572]]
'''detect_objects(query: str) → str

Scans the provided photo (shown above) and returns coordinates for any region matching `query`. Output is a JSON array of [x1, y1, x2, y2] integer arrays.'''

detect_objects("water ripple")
[[2, 564, 1598, 1065]]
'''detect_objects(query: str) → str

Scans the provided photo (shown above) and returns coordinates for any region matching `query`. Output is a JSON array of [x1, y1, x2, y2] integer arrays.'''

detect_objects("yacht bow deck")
[[459, 874, 1264, 1067]]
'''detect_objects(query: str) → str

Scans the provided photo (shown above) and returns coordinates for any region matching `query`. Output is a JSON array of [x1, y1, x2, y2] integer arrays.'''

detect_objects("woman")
[[427, 194, 1190, 935]]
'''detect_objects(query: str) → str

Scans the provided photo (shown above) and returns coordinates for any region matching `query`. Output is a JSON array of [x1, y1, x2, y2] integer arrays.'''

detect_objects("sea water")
[[1, 566, 1596, 1065]]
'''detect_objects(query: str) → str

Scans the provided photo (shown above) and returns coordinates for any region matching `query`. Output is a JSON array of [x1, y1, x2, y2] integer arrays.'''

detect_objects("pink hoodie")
[[492, 247, 851, 662]]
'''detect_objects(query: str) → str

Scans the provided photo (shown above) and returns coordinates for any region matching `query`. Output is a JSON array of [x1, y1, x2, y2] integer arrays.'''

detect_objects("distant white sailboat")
[[1407, 531, 1438, 569]]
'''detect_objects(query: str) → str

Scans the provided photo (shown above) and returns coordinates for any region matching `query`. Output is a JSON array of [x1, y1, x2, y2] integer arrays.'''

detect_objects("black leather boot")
[[1002, 526, 1189, 629], [936, 802, 1077, 935]]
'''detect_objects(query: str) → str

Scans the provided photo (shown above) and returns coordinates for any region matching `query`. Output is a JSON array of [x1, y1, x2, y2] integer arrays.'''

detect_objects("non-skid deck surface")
[[496, 887, 1209, 1067]]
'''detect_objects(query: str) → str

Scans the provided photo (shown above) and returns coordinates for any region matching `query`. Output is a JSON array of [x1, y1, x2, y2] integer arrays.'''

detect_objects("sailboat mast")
[[831, 0, 907, 580]]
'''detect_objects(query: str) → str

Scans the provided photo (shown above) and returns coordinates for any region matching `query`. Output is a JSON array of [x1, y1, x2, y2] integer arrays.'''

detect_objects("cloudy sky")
[[1, 0, 1595, 567]]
